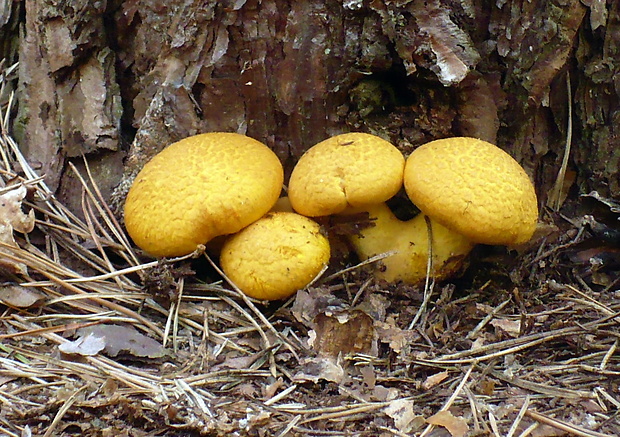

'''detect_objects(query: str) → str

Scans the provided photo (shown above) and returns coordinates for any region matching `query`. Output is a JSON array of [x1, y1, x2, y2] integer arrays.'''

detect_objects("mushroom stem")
[[346, 204, 474, 284]]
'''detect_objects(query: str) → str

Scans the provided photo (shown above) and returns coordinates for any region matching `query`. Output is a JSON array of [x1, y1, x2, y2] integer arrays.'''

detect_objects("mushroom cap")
[[404, 137, 538, 245], [124, 133, 283, 257], [220, 212, 330, 300], [346, 204, 474, 284], [288, 132, 405, 217]]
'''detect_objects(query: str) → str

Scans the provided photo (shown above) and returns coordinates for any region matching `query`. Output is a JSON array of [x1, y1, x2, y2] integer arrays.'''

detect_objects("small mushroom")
[[220, 212, 330, 300], [288, 132, 405, 217], [349, 137, 538, 283], [124, 133, 284, 257]]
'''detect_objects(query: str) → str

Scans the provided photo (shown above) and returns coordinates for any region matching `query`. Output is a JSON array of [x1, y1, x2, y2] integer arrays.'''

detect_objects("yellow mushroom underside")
[[347, 204, 474, 284]]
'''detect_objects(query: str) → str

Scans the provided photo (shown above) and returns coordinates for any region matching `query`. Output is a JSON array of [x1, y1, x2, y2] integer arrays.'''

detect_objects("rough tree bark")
[[2, 0, 619, 215]]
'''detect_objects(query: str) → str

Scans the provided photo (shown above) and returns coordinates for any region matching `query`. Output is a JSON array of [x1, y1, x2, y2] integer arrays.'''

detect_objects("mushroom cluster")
[[124, 132, 538, 300], [124, 132, 330, 301], [288, 135, 538, 284]]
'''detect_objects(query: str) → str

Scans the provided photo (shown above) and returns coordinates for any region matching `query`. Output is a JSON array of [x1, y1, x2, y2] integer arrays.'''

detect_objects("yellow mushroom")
[[347, 204, 474, 283], [124, 132, 283, 257], [220, 212, 330, 300], [350, 137, 539, 284], [288, 132, 405, 217], [404, 137, 538, 246]]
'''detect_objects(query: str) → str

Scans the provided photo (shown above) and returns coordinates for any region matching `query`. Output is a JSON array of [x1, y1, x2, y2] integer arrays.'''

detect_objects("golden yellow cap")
[[124, 133, 283, 257]]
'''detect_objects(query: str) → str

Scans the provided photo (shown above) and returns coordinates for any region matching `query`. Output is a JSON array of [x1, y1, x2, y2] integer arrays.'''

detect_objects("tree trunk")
[[5, 0, 619, 214]]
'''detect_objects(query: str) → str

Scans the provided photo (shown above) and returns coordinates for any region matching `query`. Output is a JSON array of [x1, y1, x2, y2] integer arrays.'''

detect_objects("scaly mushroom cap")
[[124, 133, 283, 257], [404, 137, 538, 245], [347, 204, 474, 284], [220, 212, 330, 300], [288, 133, 405, 217]]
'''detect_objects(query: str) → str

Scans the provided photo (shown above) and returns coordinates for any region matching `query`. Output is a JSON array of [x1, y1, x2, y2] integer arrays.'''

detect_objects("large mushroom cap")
[[124, 132, 283, 257], [404, 137, 538, 245], [220, 212, 330, 300], [288, 132, 405, 217]]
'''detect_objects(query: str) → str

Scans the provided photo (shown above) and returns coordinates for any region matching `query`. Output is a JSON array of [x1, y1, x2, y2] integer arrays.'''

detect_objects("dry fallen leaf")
[[76, 324, 165, 358], [410, 2, 480, 85], [0, 185, 35, 275], [490, 318, 522, 338], [421, 371, 449, 391], [291, 287, 345, 326], [360, 364, 376, 389], [312, 310, 375, 358], [384, 399, 425, 433], [0, 283, 45, 308], [373, 385, 400, 402], [375, 319, 410, 353], [292, 356, 345, 384], [262, 378, 284, 399], [59, 332, 106, 356], [212, 352, 262, 371], [529, 424, 567, 437], [478, 377, 497, 396], [426, 410, 469, 437], [235, 383, 258, 398]]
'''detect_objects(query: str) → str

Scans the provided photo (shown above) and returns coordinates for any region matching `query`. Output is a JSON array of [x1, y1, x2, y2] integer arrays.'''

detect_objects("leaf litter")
[[59, 324, 165, 358], [0, 66, 618, 437]]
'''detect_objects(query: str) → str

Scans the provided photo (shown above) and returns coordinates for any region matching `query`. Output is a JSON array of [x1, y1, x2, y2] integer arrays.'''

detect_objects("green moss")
[[349, 79, 397, 117]]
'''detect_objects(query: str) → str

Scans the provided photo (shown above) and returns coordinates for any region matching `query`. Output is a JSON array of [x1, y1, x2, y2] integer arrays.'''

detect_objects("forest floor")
[[0, 100, 619, 436]]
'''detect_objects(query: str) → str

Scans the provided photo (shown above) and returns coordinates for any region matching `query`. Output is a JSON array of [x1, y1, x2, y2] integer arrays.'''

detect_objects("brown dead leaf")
[[410, 1, 480, 86], [312, 310, 375, 358], [421, 371, 449, 391], [372, 385, 401, 402], [426, 410, 469, 437], [246, 410, 272, 429], [477, 377, 497, 396], [373, 385, 400, 402], [0, 284, 45, 308], [384, 399, 425, 433], [375, 317, 414, 354], [77, 324, 165, 358], [0, 186, 35, 235], [292, 356, 345, 384], [59, 332, 106, 356], [355, 293, 390, 322], [529, 424, 566, 437], [490, 318, 522, 338], [212, 353, 261, 371], [360, 364, 376, 389], [291, 287, 346, 327], [456, 73, 500, 143], [470, 336, 486, 350], [236, 383, 258, 398], [0, 186, 35, 275], [262, 378, 284, 399], [427, 320, 445, 340]]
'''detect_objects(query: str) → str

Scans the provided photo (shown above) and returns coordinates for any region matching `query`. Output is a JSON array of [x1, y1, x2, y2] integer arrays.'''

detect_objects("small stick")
[[506, 395, 530, 437], [408, 216, 435, 330], [525, 410, 614, 437]]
